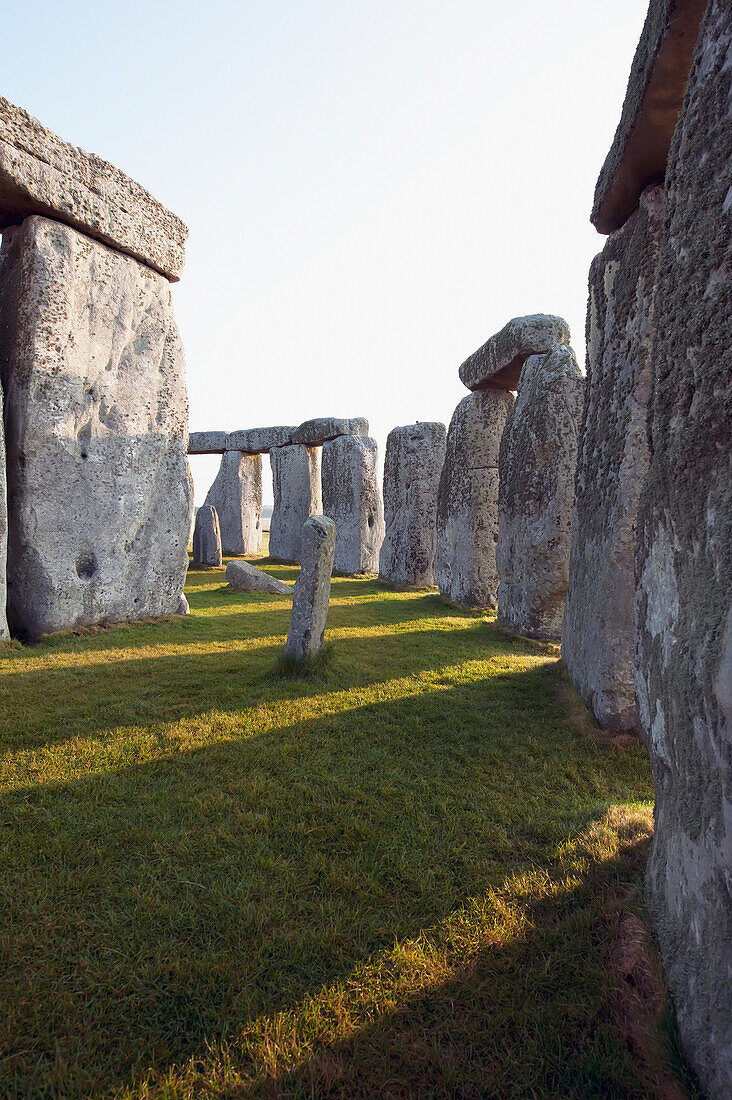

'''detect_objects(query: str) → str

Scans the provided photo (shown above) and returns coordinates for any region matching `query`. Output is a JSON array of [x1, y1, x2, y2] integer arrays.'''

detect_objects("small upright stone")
[[204, 451, 262, 557], [379, 422, 446, 587], [269, 444, 322, 563], [192, 505, 222, 567], [322, 435, 384, 574], [291, 417, 369, 446], [459, 315, 571, 391], [284, 516, 336, 662], [0, 383, 8, 641]]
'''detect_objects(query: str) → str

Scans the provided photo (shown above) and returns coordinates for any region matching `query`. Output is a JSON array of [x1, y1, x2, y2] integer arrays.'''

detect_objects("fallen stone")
[[0, 383, 8, 641], [379, 422, 446, 587], [0, 215, 192, 638], [192, 505, 222, 567], [497, 347, 584, 640], [188, 431, 227, 455], [225, 426, 296, 453], [226, 559, 291, 596], [0, 95, 187, 280], [284, 515, 336, 661], [291, 417, 369, 446], [204, 451, 262, 556], [322, 435, 384, 574], [458, 315, 571, 391], [269, 444, 322, 562], [435, 389, 514, 606]]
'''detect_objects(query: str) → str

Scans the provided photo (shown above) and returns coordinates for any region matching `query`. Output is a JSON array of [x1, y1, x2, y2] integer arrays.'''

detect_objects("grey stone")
[[497, 347, 584, 640], [379, 422, 446, 588], [0, 215, 192, 638], [204, 451, 262, 556], [269, 445, 322, 563], [284, 515, 336, 661], [226, 558, 291, 596], [188, 431, 227, 455], [291, 417, 369, 446], [0, 95, 187, 281], [322, 435, 384, 574], [192, 505, 222, 568], [634, 5, 732, 1095], [435, 389, 514, 606], [459, 315, 571, 391], [563, 185, 665, 732], [0, 382, 8, 641], [225, 426, 295, 453]]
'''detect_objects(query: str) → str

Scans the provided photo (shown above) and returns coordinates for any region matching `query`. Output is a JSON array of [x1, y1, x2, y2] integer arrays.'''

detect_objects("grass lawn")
[[0, 549, 699, 1098]]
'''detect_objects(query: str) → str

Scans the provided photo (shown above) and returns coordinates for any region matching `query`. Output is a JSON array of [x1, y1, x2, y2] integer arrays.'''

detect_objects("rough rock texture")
[[204, 451, 262, 557], [269, 445, 322, 563], [321, 435, 384, 574], [379, 422, 446, 588], [0, 383, 8, 640], [435, 389, 514, 607], [188, 431, 226, 455], [192, 505, 222, 568], [284, 515, 336, 661], [563, 186, 665, 731], [459, 315, 571, 391], [0, 216, 192, 638], [497, 347, 585, 640], [0, 95, 187, 281], [634, 5, 732, 1095], [291, 417, 369, 446], [226, 559, 291, 596], [592, 0, 708, 233], [225, 426, 295, 453]]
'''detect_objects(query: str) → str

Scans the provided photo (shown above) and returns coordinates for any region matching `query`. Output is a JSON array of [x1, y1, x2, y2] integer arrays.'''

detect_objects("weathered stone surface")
[[0, 215, 192, 638], [192, 505, 222, 568], [592, 0, 708, 233], [226, 559, 291, 596], [0, 382, 8, 641], [322, 435, 384, 574], [188, 431, 227, 455], [435, 389, 514, 606], [634, 6, 732, 1095], [459, 315, 571, 391], [269, 445, 322, 563], [225, 426, 295, 453], [291, 417, 369, 446], [204, 451, 262, 557], [284, 515, 336, 661], [379, 422, 446, 588], [497, 348, 584, 640], [0, 95, 187, 281], [563, 185, 665, 731]]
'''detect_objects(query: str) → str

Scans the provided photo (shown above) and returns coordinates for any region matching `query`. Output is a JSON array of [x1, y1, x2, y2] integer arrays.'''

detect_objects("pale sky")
[[3, 0, 645, 503]]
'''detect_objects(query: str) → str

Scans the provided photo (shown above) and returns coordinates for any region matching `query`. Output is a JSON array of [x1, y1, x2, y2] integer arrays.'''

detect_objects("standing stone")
[[204, 450, 262, 557], [192, 505, 222, 567], [435, 389, 514, 607], [0, 215, 192, 638], [497, 347, 585, 640], [562, 185, 665, 731], [0, 382, 8, 641], [322, 435, 384, 574], [379, 422, 446, 588], [284, 515, 336, 662], [269, 444, 322, 563]]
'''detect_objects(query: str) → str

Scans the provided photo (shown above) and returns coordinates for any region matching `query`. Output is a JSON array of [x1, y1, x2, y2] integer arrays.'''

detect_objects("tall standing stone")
[[192, 505, 222, 567], [269, 444, 321, 563], [204, 450, 262, 557], [322, 435, 384, 574], [379, 422, 446, 588], [284, 515, 336, 662], [435, 389, 514, 607], [0, 382, 8, 641], [497, 347, 585, 640]]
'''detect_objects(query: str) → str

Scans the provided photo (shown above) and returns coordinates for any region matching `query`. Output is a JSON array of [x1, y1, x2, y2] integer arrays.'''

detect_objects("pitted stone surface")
[[459, 315, 571, 391], [269, 445, 321, 563], [204, 451, 262, 557], [435, 389, 514, 607], [0, 383, 8, 641], [0, 95, 187, 280], [291, 417, 369, 446], [563, 185, 665, 732], [497, 347, 584, 640], [226, 559, 291, 596], [322, 435, 384, 574], [188, 431, 227, 455], [225, 426, 295, 453], [379, 422, 446, 588], [0, 216, 192, 638], [192, 505, 222, 568], [284, 515, 336, 661]]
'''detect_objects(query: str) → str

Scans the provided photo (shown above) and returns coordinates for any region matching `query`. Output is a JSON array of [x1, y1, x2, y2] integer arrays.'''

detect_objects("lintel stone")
[[225, 426, 295, 453], [458, 315, 571, 391], [188, 431, 227, 455], [291, 417, 369, 446]]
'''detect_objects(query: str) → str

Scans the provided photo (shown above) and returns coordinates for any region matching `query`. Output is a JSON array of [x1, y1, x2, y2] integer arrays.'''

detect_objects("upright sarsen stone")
[[379, 422, 446, 588], [192, 504, 222, 567], [204, 451, 262, 556], [284, 515, 336, 662], [0, 383, 8, 641], [269, 444, 322, 563], [322, 435, 384, 574]]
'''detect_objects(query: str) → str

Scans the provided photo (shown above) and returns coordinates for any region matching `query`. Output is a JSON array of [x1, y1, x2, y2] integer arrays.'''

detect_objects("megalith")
[[459, 314, 571, 391], [284, 515, 336, 662], [204, 450, 262, 557], [226, 559, 291, 596], [269, 444, 322, 563], [497, 347, 585, 640], [322, 435, 384, 574], [192, 505, 222, 567], [379, 422, 446, 588], [0, 382, 8, 641]]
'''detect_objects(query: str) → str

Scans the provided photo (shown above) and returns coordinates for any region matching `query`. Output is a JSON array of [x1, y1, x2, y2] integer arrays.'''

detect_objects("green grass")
[[0, 554, 696, 1098]]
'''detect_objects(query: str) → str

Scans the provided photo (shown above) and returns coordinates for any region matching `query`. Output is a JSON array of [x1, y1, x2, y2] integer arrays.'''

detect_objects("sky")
[[2, 0, 646, 504]]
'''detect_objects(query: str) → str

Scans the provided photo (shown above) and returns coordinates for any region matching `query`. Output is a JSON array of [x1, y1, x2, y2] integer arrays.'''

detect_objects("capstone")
[[226, 559, 291, 596], [291, 417, 369, 446], [204, 451, 262, 556], [379, 422, 446, 588], [284, 515, 336, 661], [269, 444, 322, 563], [225, 426, 296, 453], [322, 435, 384, 574], [459, 315, 571, 391], [192, 505, 222, 567], [188, 431, 227, 455]]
